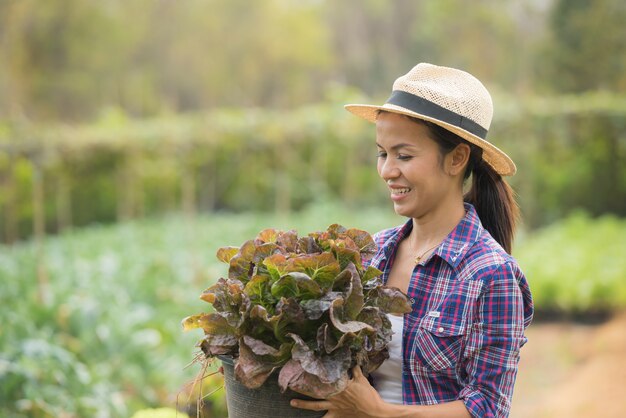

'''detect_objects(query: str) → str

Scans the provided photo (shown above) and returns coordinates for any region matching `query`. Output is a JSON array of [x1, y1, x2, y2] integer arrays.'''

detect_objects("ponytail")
[[405, 116, 520, 254], [464, 159, 519, 254]]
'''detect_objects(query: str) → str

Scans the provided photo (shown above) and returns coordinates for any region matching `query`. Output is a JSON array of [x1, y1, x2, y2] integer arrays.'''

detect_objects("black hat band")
[[386, 90, 488, 139]]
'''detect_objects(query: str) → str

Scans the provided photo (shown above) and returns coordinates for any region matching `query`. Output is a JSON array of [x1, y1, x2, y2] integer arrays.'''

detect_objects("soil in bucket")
[[219, 356, 325, 418]]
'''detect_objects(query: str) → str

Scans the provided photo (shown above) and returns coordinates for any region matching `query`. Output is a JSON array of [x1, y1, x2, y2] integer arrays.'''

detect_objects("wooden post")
[[55, 166, 73, 233], [31, 153, 50, 305], [199, 152, 217, 212], [116, 152, 129, 222], [179, 144, 202, 284], [274, 145, 291, 216], [341, 144, 357, 205], [1, 150, 18, 244], [134, 147, 145, 219], [180, 149, 197, 219], [116, 147, 138, 222]]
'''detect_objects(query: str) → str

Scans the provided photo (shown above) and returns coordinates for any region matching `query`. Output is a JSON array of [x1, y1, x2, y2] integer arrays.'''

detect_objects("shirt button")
[[410, 298, 415, 305], [437, 327, 444, 333]]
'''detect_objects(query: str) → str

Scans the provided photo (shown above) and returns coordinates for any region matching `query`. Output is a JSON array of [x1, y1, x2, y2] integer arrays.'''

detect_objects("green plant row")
[[514, 211, 626, 316], [0, 201, 401, 418], [1, 201, 624, 417], [1, 92, 626, 243]]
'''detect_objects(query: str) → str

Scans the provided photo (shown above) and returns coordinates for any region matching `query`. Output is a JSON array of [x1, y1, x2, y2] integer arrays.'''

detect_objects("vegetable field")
[[1, 202, 625, 417]]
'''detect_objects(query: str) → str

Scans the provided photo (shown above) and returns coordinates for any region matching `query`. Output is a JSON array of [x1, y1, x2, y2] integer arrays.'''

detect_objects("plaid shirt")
[[367, 203, 533, 418]]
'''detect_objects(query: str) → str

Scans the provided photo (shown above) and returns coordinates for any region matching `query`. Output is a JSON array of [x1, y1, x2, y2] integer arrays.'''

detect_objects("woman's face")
[[375, 112, 459, 219]]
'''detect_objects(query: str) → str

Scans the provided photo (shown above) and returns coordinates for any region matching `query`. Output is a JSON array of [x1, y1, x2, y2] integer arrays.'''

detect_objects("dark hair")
[[417, 118, 520, 254]]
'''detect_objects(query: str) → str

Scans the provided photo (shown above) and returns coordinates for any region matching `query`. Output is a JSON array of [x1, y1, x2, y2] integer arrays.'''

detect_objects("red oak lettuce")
[[182, 224, 412, 399]]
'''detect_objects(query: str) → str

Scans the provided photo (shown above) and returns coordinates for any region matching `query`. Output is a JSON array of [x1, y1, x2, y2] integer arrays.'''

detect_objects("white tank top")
[[371, 313, 403, 404]]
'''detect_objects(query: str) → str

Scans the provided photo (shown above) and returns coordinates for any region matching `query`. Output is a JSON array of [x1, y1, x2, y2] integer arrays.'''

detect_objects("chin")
[[392, 203, 415, 218]]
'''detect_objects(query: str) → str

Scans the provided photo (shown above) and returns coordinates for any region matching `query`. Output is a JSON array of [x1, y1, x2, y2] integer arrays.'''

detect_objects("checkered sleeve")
[[458, 261, 530, 418]]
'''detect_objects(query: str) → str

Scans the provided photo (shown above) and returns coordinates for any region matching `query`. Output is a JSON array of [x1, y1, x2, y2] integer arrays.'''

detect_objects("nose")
[[378, 157, 400, 181]]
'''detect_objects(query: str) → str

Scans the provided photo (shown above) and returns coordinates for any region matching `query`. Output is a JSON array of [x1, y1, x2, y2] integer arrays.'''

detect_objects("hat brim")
[[344, 103, 516, 176]]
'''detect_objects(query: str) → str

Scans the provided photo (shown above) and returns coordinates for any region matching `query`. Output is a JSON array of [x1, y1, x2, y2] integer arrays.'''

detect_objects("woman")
[[291, 63, 534, 417]]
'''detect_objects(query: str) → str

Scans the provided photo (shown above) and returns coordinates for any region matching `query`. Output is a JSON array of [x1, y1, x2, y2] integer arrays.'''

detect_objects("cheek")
[[376, 159, 384, 177]]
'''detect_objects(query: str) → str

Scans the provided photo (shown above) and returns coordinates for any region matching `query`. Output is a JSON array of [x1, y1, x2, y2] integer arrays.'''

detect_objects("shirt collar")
[[379, 203, 484, 269], [433, 203, 484, 268]]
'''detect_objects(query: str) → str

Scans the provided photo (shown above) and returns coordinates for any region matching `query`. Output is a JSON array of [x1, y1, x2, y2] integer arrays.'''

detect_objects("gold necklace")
[[414, 242, 441, 264]]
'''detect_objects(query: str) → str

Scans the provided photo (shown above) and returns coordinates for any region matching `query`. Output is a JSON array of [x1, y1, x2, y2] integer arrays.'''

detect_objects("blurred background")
[[1, 0, 625, 417]]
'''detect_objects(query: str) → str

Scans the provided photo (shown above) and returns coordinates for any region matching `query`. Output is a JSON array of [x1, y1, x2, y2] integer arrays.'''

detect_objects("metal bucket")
[[219, 356, 325, 418]]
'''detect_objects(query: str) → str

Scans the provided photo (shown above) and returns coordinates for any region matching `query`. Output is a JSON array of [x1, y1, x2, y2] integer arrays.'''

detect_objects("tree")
[[538, 0, 626, 92]]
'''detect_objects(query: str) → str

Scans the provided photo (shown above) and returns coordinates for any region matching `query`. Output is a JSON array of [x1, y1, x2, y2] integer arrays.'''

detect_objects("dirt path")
[[511, 312, 626, 418]]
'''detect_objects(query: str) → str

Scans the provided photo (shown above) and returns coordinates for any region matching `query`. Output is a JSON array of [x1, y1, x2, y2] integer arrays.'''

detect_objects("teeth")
[[391, 188, 411, 195]]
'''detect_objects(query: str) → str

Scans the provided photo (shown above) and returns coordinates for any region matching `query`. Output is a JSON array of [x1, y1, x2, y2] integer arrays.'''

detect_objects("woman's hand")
[[290, 365, 388, 418]]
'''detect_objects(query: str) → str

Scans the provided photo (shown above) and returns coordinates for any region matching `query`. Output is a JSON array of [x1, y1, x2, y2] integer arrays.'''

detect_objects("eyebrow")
[[376, 142, 415, 151]]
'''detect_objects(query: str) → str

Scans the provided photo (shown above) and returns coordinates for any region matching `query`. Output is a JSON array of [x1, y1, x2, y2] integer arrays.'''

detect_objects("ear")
[[445, 143, 471, 176]]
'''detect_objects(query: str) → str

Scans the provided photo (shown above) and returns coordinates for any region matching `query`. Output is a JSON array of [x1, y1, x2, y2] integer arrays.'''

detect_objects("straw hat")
[[345, 63, 516, 176]]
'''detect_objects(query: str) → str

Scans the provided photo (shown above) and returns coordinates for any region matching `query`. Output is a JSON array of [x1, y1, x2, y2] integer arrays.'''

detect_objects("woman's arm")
[[290, 366, 472, 418], [457, 262, 532, 417]]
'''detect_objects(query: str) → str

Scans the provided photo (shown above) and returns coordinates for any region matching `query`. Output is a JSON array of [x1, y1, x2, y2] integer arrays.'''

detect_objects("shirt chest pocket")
[[409, 316, 467, 372]]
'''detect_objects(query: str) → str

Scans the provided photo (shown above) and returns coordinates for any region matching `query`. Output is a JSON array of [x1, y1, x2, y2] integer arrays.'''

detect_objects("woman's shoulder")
[[371, 223, 406, 249], [460, 228, 523, 281]]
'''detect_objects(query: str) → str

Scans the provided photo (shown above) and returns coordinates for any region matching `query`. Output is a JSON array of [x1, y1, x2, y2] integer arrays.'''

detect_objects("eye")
[[376, 151, 387, 159], [397, 154, 413, 161]]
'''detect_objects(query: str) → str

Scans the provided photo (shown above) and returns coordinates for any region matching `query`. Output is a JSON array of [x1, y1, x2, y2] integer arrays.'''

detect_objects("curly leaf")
[[234, 336, 292, 389], [276, 297, 307, 325], [277, 358, 305, 393], [271, 272, 323, 300], [216, 246, 239, 263], [341, 263, 364, 320], [327, 224, 347, 239], [242, 335, 284, 356], [359, 347, 390, 375], [362, 266, 383, 284], [199, 333, 238, 356], [283, 333, 352, 398], [263, 253, 289, 281], [316, 323, 357, 354], [228, 240, 257, 282], [249, 304, 272, 322], [288, 334, 351, 384], [346, 228, 377, 259], [288, 253, 341, 290], [300, 299, 333, 320], [200, 278, 243, 313], [297, 236, 322, 254], [358, 307, 392, 351], [181, 313, 233, 334], [248, 304, 287, 341], [329, 298, 374, 334], [368, 286, 412, 315], [277, 230, 299, 252], [253, 242, 281, 265], [310, 230, 332, 251], [356, 307, 383, 330], [244, 275, 275, 308], [270, 274, 298, 299], [331, 237, 362, 270], [278, 358, 349, 399], [256, 228, 280, 244]]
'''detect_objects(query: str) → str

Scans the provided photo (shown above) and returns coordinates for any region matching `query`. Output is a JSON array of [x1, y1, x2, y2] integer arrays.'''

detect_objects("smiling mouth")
[[390, 187, 411, 195]]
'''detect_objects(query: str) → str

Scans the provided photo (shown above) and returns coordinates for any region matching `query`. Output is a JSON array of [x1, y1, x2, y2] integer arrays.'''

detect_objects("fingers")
[[290, 399, 331, 411], [352, 364, 364, 378]]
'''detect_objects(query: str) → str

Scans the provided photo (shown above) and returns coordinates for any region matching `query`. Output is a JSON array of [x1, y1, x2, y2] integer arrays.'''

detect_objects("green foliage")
[[183, 224, 411, 399], [1, 199, 625, 416], [0, 202, 401, 417], [1, 0, 596, 121], [538, 0, 626, 93], [2, 93, 626, 244], [515, 212, 626, 315]]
